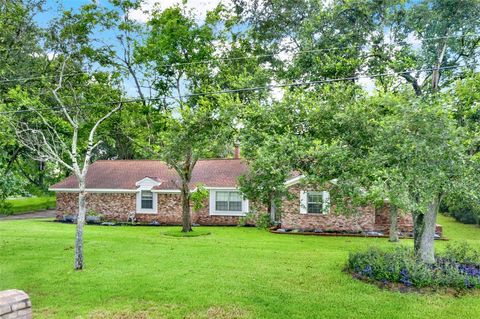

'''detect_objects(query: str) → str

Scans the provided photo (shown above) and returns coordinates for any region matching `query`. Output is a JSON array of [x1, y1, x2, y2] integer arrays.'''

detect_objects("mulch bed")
[[269, 229, 448, 240], [348, 271, 479, 295]]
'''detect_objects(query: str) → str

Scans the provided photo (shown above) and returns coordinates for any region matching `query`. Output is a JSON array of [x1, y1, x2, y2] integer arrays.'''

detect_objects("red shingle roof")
[[50, 159, 248, 190]]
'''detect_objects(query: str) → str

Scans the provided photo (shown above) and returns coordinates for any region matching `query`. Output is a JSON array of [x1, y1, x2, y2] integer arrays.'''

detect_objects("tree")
[[134, 5, 237, 232], [6, 1, 126, 268], [238, 92, 317, 221], [239, 136, 293, 222], [0, 0, 48, 206], [235, 0, 379, 81], [10, 59, 122, 269], [304, 91, 477, 262], [376, 95, 479, 263], [366, 0, 480, 95]]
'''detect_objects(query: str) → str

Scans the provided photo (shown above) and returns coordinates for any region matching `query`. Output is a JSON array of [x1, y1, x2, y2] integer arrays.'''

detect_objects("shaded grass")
[[4, 197, 56, 215], [162, 228, 211, 237], [0, 215, 479, 318]]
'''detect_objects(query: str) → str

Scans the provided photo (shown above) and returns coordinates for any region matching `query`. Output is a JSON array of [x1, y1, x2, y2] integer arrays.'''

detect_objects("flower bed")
[[347, 244, 480, 291], [271, 228, 445, 240]]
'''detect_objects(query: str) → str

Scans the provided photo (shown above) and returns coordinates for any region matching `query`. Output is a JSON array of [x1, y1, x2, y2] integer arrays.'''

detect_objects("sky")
[[36, 0, 380, 98], [38, 0, 227, 24], [128, 0, 226, 22], [36, 1, 239, 97]]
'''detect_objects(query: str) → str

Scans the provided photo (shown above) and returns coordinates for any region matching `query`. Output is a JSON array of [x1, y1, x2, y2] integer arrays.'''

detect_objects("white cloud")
[[129, 0, 225, 23], [357, 76, 376, 94]]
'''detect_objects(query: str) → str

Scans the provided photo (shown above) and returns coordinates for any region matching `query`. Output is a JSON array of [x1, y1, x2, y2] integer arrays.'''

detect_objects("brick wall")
[[281, 185, 377, 231], [373, 205, 442, 235], [374, 205, 414, 232], [56, 189, 442, 235], [56, 192, 243, 225], [0, 290, 32, 319], [279, 185, 439, 234], [56, 192, 136, 222]]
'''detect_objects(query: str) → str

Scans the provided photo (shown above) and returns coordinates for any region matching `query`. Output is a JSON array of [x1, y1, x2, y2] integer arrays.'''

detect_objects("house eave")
[[49, 188, 182, 194], [284, 175, 305, 187]]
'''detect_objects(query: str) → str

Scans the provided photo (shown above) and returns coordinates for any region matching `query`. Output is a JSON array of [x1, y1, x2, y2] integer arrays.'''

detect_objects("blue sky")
[[36, 0, 224, 25], [34, 1, 226, 97]]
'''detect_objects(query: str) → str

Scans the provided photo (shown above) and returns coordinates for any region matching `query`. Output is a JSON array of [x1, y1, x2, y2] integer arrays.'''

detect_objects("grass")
[[4, 196, 56, 215], [1, 214, 480, 318]]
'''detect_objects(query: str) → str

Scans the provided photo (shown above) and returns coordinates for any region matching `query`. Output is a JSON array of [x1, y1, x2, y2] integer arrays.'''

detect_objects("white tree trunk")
[[418, 196, 440, 264], [74, 178, 87, 270]]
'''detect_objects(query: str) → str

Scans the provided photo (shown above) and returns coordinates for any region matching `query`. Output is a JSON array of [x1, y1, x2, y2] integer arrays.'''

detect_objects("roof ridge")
[[94, 158, 243, 162]]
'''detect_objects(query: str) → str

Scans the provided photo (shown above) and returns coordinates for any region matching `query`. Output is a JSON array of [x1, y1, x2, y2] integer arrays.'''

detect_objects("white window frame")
[[209, 189, 248, 216], [136, 190, 158, 214], [300, 190, 330, 215]]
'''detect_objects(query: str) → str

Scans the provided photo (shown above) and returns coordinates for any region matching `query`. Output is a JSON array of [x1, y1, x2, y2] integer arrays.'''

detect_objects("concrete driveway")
[[0, 210, 56, 220]]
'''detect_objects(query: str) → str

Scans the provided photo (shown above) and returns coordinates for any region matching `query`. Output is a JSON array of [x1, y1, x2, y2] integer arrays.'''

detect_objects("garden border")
[[269, 229, 448, 240]]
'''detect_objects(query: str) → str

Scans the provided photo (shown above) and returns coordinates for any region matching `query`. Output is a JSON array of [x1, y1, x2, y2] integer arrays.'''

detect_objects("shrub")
[[442, 195, 480, 225], [347, 244, 480, 290], [255, 213, 271, 229], [238, 212, 271, 229], [0, 201, 13, 215]]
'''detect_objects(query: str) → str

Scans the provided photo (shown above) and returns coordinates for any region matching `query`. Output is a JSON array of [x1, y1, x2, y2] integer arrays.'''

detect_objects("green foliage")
[[191, 184, 209, 212], [87, 210, 101, 217], [442, 242, 480, 265], [347, 244, 480, 290], [238, 212, 271, 229], [255, 213, 271, 230], [442, 193, 480, 225]]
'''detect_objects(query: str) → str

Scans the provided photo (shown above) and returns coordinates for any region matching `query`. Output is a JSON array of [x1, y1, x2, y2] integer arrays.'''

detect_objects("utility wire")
[[1, 33, 478, 85], [0, 64, 474, 115], [166, 33, 480, 67]]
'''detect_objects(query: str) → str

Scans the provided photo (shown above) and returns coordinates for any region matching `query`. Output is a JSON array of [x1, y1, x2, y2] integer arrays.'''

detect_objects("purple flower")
[[363, 265, 373, 276]]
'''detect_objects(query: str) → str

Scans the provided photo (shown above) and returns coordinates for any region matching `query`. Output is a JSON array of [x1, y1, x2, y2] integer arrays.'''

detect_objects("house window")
[[215, 191, 242, 212], [141, 191, 153, 209], [301, 191, 330, 214], [307, 192, 323, 214]]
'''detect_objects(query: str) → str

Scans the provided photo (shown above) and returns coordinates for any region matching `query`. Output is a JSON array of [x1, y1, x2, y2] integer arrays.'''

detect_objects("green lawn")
[[4, 197, 56, 214], [1, 215, 479, 319]]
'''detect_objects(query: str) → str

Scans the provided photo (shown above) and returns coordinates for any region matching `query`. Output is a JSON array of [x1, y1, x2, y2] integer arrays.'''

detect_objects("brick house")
[[50, 159, 435, 234]]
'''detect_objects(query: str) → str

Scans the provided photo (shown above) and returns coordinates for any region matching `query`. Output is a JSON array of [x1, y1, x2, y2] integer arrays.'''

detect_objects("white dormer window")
[[135, 177, 160, 214]]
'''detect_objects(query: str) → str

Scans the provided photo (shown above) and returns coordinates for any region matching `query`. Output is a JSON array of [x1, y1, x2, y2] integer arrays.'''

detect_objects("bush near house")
[[347, 244, 480, 290], [3, 197, 56, 215]]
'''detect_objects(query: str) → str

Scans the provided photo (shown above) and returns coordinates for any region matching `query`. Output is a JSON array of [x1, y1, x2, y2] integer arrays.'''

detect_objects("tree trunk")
[[74, 179, 86, 270], [270, 196, 276, 223], [181, 183, 192, 232], [389, 204, 399, 242], [418, 196, 440, 264], [38, 160, 45, 190], [413, 212, 424, 254]]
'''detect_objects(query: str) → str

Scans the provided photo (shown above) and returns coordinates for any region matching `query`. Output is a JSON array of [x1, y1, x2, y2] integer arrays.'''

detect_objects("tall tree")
[[0, 0, 47, 206], [134, 5, 238, 232], [367, 0, 480, 95], [300, 92, 477, 263], [7, 3, 126, 268], [10, 60, 122, 269]]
